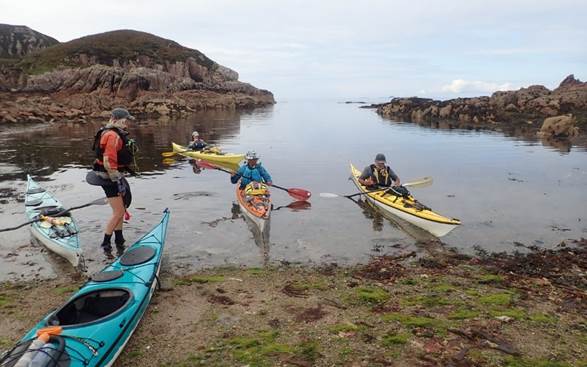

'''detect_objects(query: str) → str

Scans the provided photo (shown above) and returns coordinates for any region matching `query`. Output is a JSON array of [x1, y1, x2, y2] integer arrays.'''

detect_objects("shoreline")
[[1, 241, 585, 366]]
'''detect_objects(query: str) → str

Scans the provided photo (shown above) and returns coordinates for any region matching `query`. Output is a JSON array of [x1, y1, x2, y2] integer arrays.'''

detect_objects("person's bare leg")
[[101, 196, 125, 257], [106, 196, 125, 233]]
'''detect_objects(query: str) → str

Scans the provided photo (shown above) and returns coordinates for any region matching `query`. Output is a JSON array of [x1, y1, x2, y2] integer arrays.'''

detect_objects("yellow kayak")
[[350, 163, 460, 237], [172, 142, 245, 166]]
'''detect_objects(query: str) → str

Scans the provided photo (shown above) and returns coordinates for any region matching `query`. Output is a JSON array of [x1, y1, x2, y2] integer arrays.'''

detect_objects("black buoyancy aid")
[[370, 164, 392, 186], [92, 127, 134, 167]]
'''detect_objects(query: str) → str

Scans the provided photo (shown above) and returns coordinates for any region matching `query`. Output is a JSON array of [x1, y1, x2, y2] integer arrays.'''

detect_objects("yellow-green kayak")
[[172, 142, 245, 166]]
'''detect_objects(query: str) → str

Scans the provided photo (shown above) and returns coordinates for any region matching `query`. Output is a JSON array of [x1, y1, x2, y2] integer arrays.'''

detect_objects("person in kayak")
[[188, 131, 208, 151], [358, 153, 401, 188], [230, 151, 272, 189], [89, 108, 136, 258]]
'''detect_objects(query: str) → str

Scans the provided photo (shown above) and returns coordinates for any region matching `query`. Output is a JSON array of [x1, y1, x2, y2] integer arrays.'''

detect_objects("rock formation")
[[376, 75, 587, 126], [0, 24, 59, 58], [538, 114, 579, 139], [0, 27, 274, 124]]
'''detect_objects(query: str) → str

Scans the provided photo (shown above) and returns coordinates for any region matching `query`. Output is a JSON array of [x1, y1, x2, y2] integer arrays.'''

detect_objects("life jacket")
[[190, 139, 207, 151], [370, 164, 392, 187], [92, 127, 135, 168], [245, 182, 269, 196]]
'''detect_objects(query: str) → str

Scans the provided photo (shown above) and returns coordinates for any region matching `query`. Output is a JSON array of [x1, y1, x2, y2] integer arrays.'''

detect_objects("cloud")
[[441, 79, 514, 94]]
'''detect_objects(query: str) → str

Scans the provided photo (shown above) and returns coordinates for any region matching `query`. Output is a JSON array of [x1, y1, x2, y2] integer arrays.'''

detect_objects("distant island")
[[0, 24, 275, 124], [372, 75, 587, 126]]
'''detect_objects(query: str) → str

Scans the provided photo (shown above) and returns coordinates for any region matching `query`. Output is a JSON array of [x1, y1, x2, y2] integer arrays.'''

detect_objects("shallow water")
[[1, 101, 586, 280]]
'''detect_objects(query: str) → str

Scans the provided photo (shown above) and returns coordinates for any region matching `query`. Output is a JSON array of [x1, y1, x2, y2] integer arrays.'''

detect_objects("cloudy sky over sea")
[[2, 0, 586, 100]]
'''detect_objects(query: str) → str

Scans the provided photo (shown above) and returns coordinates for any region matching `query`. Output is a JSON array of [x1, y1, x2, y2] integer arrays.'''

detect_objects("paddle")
[[197, 160, 312, 201], [0, 197, 108, 232], [319, 176, 433, 199]]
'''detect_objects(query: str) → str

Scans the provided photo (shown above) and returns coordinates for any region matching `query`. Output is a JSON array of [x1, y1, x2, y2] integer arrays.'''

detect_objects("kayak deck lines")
[[0, 210, 170, 367]]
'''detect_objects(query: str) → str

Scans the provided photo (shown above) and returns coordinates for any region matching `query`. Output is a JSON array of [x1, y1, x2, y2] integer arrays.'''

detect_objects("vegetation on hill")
[[13, 29, 216, 75]]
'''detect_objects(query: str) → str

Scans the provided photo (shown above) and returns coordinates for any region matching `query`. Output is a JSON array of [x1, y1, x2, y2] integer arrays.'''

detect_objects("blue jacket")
[[231, 163, 272, 188]]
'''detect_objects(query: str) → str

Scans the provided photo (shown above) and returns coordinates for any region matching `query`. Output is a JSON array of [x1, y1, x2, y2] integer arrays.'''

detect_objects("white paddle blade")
[[319, 193, 341, 198], [404, 176, 433, 188], [92, 197, 109, 205]]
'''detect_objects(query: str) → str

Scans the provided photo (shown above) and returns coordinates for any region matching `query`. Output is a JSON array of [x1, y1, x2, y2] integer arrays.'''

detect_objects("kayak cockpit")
[[48, 289, 131, 327]]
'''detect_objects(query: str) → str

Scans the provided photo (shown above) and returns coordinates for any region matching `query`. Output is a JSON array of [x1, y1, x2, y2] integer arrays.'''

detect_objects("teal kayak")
[[25, 175, 82, 268], [0, 209, 170, 367]]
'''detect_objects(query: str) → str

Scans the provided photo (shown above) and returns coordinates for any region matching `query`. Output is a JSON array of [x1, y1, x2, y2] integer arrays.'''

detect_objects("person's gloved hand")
[[109, 170, 123, 182], [117, 179, 126, 196]]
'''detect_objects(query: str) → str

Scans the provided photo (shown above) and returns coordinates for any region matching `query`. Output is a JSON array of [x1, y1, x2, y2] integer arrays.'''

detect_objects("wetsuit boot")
[[101, 233, 114, 259], [114, 230, 126, 256]]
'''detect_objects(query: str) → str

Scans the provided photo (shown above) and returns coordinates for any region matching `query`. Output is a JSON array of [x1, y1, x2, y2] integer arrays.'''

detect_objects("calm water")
[[1, 101, 586, 280]]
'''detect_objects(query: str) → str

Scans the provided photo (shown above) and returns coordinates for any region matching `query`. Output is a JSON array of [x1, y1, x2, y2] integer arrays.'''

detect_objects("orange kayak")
[[236, 185, 271, 233]]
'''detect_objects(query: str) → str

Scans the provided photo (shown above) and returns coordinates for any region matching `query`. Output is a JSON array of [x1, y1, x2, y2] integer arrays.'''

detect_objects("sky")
[[1, 0, 586, 100]]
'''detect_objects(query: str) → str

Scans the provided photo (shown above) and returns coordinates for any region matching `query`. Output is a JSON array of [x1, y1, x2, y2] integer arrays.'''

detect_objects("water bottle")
[[13, 333, 50, 367]]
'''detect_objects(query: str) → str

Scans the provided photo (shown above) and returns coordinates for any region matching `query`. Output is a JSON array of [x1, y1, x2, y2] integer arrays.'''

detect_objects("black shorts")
[[101, 184, 119, 198], [100, 178, 132, 207]]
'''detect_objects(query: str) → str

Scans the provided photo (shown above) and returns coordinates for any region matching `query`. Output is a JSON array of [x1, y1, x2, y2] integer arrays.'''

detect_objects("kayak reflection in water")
[[358, 153, 401, 189], [190, 159, 202, 174], [356, 198, 384, 232]]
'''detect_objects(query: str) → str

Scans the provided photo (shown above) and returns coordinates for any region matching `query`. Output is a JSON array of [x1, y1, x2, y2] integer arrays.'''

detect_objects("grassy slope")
[[14, 29, 216, 75]]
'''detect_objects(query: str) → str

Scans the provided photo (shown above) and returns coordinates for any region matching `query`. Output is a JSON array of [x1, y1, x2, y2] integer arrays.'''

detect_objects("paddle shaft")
[[0, 198, 106, 232]]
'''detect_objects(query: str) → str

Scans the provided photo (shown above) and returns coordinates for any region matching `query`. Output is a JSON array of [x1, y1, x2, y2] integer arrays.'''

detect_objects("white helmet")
[[192, 131, 199, 138], [246, 151, 259, 160]]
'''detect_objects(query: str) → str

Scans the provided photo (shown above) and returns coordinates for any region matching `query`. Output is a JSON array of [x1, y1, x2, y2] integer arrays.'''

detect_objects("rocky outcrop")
[[377, 75, 587, 125], [0, 29, 274, 124], [0, 24, 59, 58], [538, 114, 579, 139]]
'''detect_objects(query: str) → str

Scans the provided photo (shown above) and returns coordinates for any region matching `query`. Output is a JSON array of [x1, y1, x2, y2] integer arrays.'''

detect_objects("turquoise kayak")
[[25, 175, 82, 268], [0, 209, 170, 367]]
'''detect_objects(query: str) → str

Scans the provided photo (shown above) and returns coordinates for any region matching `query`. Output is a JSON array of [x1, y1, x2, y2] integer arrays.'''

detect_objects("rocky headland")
[[0, 25, 274, 124], [373, 75, 587, 139]]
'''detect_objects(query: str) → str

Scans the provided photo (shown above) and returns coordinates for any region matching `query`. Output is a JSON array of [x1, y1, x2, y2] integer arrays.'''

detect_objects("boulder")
[[538, 114, 579, 138]]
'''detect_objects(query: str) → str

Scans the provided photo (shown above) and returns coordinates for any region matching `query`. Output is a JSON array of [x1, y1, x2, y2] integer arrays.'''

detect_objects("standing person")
[[230, 151, 272, 189], [188, 131, 208, 151], [358, 153, 401, 188], [86, 108, 136, 259]]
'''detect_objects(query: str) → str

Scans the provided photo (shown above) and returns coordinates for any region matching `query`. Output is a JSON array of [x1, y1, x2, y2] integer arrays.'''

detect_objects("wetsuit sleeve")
[[101, 131, 122, 180], [359, 166, 372, 180], [231, 166, 243, 184]]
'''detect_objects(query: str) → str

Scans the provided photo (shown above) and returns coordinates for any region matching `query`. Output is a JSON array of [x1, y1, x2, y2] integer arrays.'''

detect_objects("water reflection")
[[1, 101, 586, 281], [0, 109, 247, 183], [354, 197, 437, 244], [381, 117, 587, 154]]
